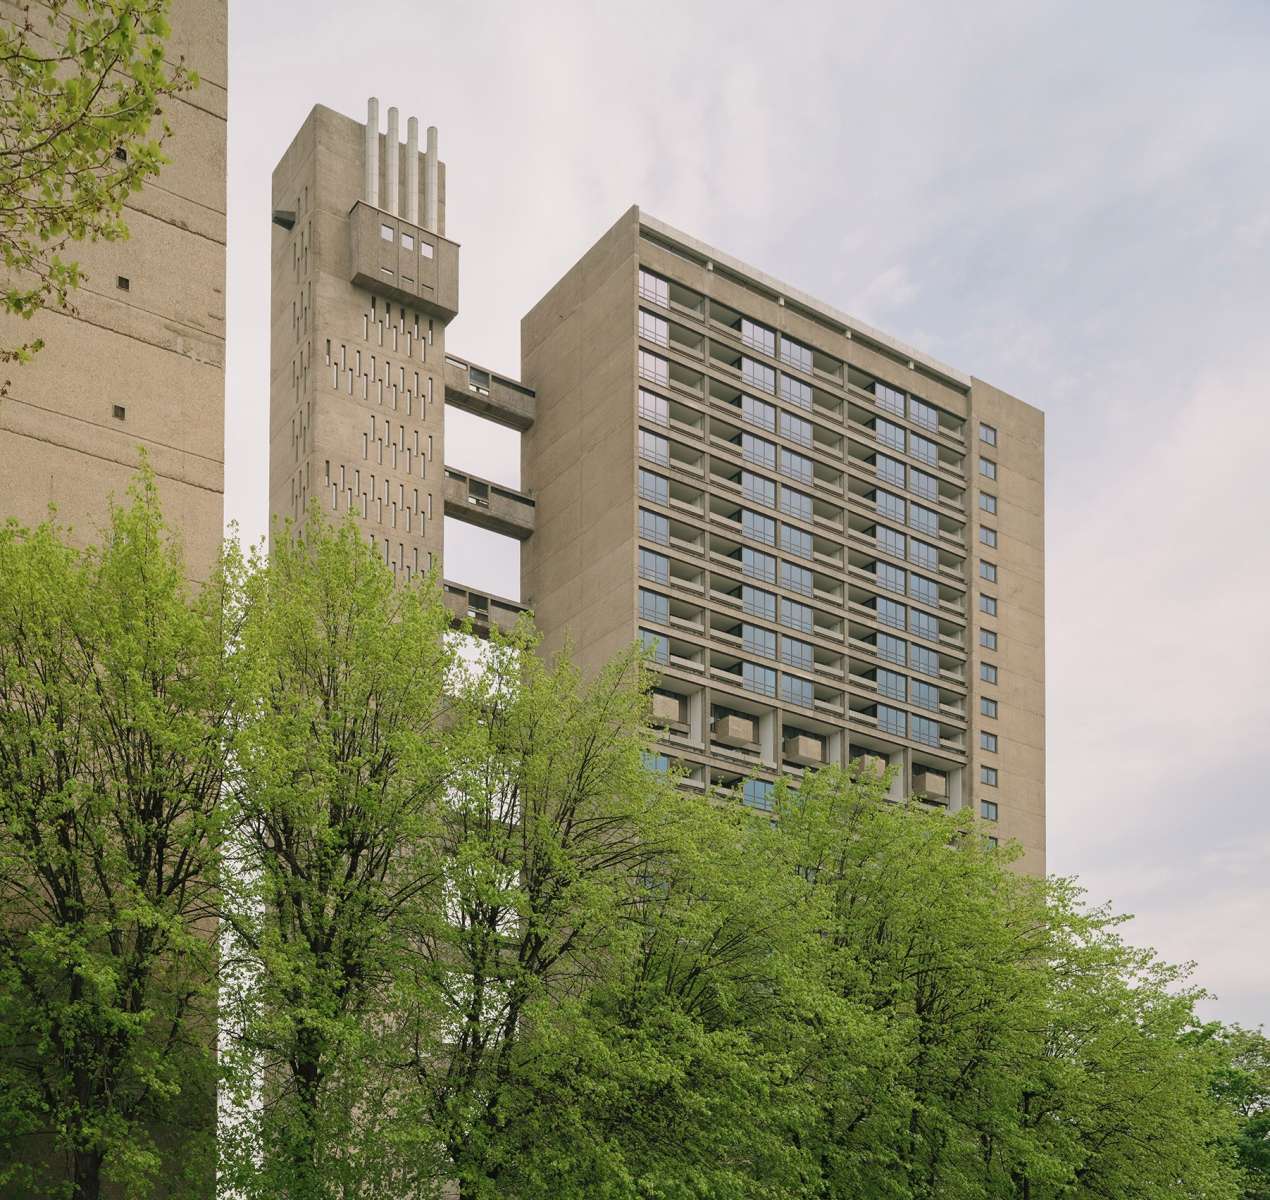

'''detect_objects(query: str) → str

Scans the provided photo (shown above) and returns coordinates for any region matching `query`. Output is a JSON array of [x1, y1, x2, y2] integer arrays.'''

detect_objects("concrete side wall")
[[967, 379, 1045, 873], [0, 0, 227, 578], [520, 208, 641, 676]]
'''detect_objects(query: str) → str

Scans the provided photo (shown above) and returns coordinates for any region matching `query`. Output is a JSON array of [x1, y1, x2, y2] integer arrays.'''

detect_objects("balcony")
[[443, 583, 527, 637], [443, 469, 535, 540], [349, 201, 458, 323]]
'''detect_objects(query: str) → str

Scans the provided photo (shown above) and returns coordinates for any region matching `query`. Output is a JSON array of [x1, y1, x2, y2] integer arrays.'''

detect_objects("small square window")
[[111, 404, 126, 420], [979, 526, 998, 548], [981, 663, 998, 684], [116, 276, 130, 291], [980, 561, 997, 583], [980, 493, 997, 514], [980, 799, 999, 821], [979, 422, 997, 446], [401, 232, 415, 251], [980, 731, 998, 752], [981, 766, 999, 786], [419, 240, 434, 259], [980, 595, 997, 616], [981, 697, 998, 718], [980, 629, 998, 650], [979, 457, 998, 480], [380, 224, 395, 242]]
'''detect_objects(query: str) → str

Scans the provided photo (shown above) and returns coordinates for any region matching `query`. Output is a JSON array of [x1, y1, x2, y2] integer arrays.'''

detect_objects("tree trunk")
[[73, 1148, 103, 1200]]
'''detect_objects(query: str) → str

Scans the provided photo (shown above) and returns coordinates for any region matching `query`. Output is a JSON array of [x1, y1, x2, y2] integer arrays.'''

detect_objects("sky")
[[226, 0, 1270, 1027]]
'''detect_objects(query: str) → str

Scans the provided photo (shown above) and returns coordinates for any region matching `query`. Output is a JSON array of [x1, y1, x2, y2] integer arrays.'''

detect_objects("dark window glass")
[[742, 660, 777, 697], [981, 697, 998, 718], [876, 561, 906, 594], [781, 486, 813, 522], [878, 668, 906, 701], [910, 433, 938, 466], [781, 635, 813, 671], [911, 715, 940, 746], [742, 508, 776, 545], [742, 393, 776, 430], [639, 508, 669, 545], [742, 546, 777, 583], [740, 318, 775, 356], [980, 492, 998, 514], [980, 799, 998, 820], [877, 525, 905, 559], [638, 468, 668, 505], [981, 766, 999, 786], [780, 597, 813, 633], [878, 704, 906, 737], [910, 609, 938, 641], [741, 357, 775, 393], [912, 679, 939, 711], [980, 629, 998, 650], [910, 503, 939, 535], [877, 596, 906, 629], [741, 431, 777, 469], [742, 624, 777, 658], [781, 560, 813, 596], [875, 489, 905, 522], [909, 538, 938, 570], [781, 674, 814, 708], [780, 409, 813, 448], [780, 525, 813, 559], [639, 628, 668, 664], [910, 467, 938, 501], [909, 396, 939, 431], [743, 778, 775, 811], [780, 336, 813, 373], [638, 588, 668, 624], [873, 381, 905, 415], [910, 644, 940, 677], [876, 453, 906, 488], [742, 471, 776, 507], [780, 374, 813, 410], [876, 418, 905, 452], [878, 633, 906, 665], [980, 662, 998, 683], [979, 456, 998, 480], [979, 422, 997, 446], [980, 561, 997, 582], [743, 585, 777, 620], [981, 731, 998, 752], [779, 447, 813, 484], [639, 548, 669, 584]]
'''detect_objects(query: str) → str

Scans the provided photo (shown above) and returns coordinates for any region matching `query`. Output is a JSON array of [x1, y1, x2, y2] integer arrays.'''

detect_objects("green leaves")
[[0, 1, 193, 374]]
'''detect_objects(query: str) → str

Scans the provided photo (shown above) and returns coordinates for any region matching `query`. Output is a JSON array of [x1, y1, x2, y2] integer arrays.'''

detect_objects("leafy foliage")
[[0, 0, 193, 373]]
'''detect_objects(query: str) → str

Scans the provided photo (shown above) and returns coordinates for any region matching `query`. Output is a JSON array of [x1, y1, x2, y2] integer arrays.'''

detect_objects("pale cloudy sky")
[[226, 1, 1270, 1026]]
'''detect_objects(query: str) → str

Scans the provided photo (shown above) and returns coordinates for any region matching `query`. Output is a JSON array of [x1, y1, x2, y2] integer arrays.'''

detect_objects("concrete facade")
[[269, 106, 1045, 872], [0, 0, 227, 578]]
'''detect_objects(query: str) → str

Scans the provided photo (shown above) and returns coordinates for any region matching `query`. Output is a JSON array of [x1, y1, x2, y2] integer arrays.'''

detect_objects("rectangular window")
[[639, 388, 669, 426], [878, 668, 906, 701], [780, 525, 813, 559], [876, 418, 905, 453], [877, 525, 906, 559], [638, 349, 668, 385], [876, 561, 906, 594], [979, 456, 998, 480], [780, 485, 813, 522], [638, 588, 669, 624], [909, 467, 939, 502], [878, 704, 906, 737], [380, 223, 395, 242], [980, 629, 998, 650], [875, 489, 905, 523], [742, 509, 776, 545], [741, 357, 776, 393], [741, 431, 777, 469], [639, 429, 670, 466], [742, 661, 777, 697], [912, 679, 940, 711], [981, 697, 998, 718], [638, 268, 669, 307], [638, 468, 668, 505], [742, 547, 777, 583], [909, 396, 939, 431], [979, 422, 997, 446], [980, 594, 998, 616], [909, 538, 938, 570], [781, 674, 814, 708], [780, 410, 813, 448], [780, 374, 813, 411], [639, 548, 669, 584], [781, 560, 813, 596], [980, 526, 998, 548], [742, 471, 776, 507], [877, 596, 906, 630], [909, 503, 939, 536], [910, 644, 940, 677], [780, 597, 813, 633], [742, 393, 776, 431], [980, 662, 998, 684], [874, 381, 906, 415], [401, 232, 415, 251], [981, 766, 999, 786], [910, 609, 938, 641], [780, 335, 813, 373], [878, 633, 906, 665], [781, 635, 814, 671], [639, 309, 669, 347], [743, 779, 775, 811], [740, 318, 775, 356], [742, 624, 777, 659], [980, 561, 997, 582], [910, 433, 938, 467], [980, 492, 998, 514], [980, 799, 999, 821], [909, 574, 938, 606], [639, 508, 669, 546], [640, 628, 668, 664], [911, 715, 940, 747], [876, 453, 906, 488], [743, 584, 777, 620], [981, 731, 998, 752], [643, 751, 670, 773]]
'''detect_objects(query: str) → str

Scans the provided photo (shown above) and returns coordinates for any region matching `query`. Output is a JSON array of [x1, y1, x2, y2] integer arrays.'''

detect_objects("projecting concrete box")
[[783, 734, 824, 765], [853, 753, 888, 778], [912, 768, 948, 801], [650, 692, 684, 725], [713, 713, 756, 747], [349, 200, 459, 321]]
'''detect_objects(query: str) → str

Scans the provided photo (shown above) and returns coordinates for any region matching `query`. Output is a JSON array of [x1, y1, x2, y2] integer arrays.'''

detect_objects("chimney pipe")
[[364, 97, 379, 207], [423, 125, 438, 233], [385, 106, 399, 216], [405, 117, 419, 225]]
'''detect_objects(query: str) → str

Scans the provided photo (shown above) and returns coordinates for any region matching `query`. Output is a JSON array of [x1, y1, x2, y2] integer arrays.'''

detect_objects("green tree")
[[218, 515, 458, 1200], [0, 469, 234, 1200], [1, 0, 193, 373], [1206, 1024, 1270, 1199]]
